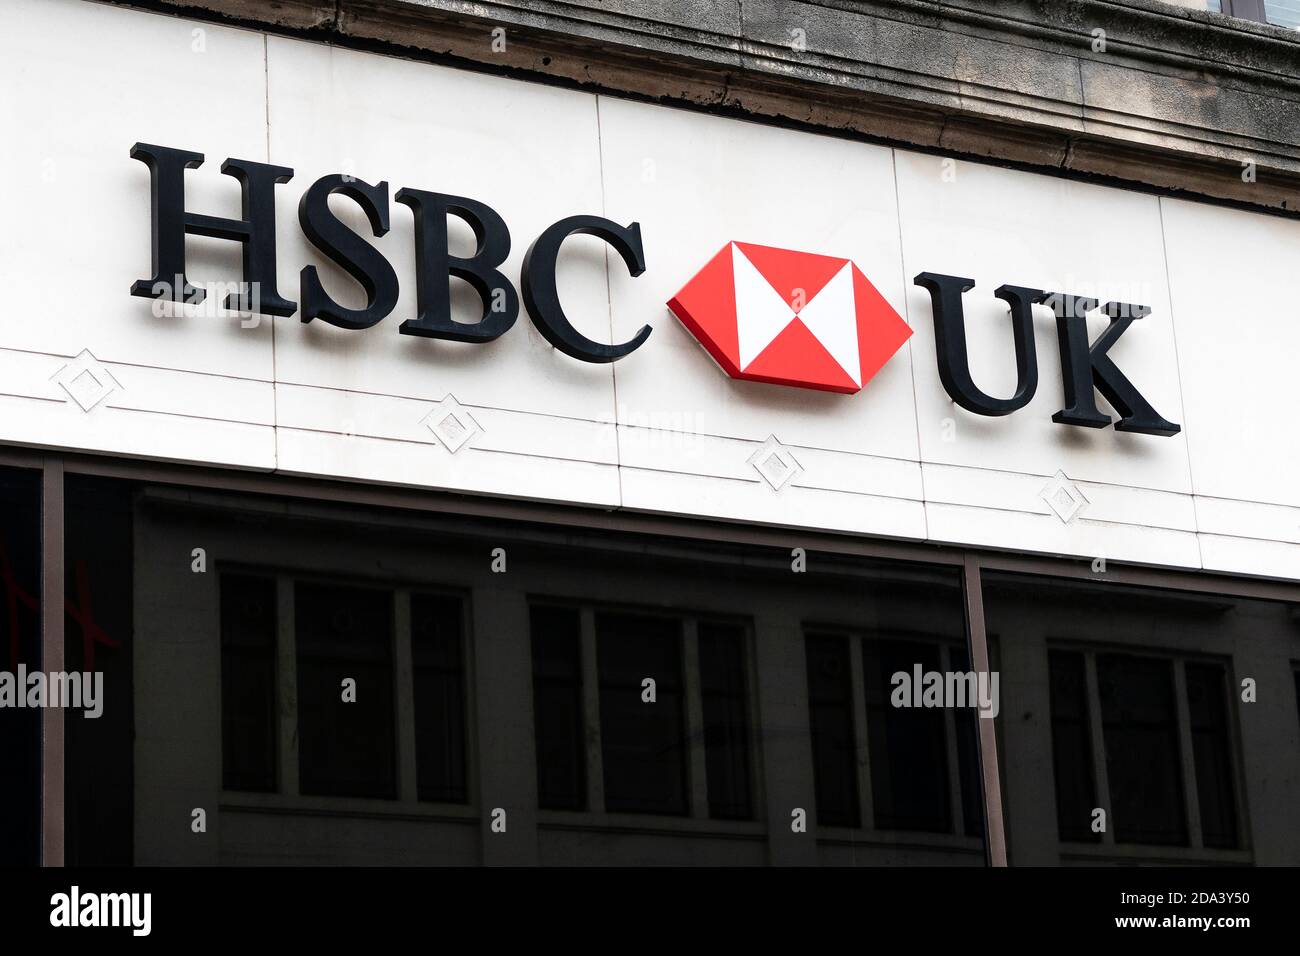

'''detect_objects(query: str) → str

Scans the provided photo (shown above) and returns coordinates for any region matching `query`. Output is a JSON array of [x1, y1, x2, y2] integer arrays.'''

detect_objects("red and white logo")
[[667, 241, 912, 394]]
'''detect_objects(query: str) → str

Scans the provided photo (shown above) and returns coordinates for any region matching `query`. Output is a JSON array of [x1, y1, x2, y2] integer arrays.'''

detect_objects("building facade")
[[2, 0, 1299, 866]]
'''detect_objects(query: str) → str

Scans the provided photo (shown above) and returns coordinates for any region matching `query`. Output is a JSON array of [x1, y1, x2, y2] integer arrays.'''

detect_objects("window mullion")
[[1083, 651, 1113, 846], [579, 607, 605, 815], [1225, 0, 1270, 25], [393, 589, 418, 804], [682, 618, 710, 819], [1173, 659, 1204, 850], [847, 635, 874, 832], [938, 642, 965, 836], [276, 575, 299, 797]]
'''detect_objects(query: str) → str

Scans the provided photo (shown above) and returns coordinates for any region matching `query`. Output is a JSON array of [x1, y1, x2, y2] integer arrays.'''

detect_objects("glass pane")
[[530, 604, 585, 811], [0, 467, 40, 866], [1265, 0, 1300, 29], [1047, 650, 1097, 843], [804, 634, 859, 828], [596, 612, 688, 815], [1097, 654, 1187, 846], [698, 621, 752, 820], [1295, 670, 1300, 734], [220, 573, 277, 793], [295, 582, 396, 799], [1185, 661, 1237, 849], [64, 476, 135, 865], [862, 639, 950, 832], [411, 593, 467, 804]]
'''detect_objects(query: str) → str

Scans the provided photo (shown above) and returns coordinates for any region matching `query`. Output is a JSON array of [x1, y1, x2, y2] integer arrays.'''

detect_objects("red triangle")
[[851, 265, 912, 386], [667, 242, 741, 374], [735, 242, 847, 313], [741, 317, 860, 393]]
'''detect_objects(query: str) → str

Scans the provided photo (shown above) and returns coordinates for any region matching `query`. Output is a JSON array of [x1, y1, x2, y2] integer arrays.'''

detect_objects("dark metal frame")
[[1221, 0, 1270, 25], [18, 445, 1300, 868]]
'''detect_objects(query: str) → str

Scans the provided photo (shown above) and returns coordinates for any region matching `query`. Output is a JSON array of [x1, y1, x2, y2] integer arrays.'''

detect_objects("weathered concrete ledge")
[[104, 0, 1300, 214]]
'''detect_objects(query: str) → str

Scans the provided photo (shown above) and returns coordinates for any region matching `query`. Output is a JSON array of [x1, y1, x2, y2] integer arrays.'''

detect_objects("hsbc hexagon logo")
[[667, 241, 912, 394]]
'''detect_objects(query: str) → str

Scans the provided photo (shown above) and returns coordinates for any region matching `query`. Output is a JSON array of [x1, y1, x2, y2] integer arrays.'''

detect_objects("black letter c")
[[521, 215, 650, 363]]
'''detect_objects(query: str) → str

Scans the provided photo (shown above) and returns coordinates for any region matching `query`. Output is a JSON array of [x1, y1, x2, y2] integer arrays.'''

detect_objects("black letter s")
[[299, 174, 400, 330]]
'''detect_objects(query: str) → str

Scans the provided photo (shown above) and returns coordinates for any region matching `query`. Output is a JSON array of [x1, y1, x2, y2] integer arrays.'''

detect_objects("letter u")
[[913, 273, 1042, 416]]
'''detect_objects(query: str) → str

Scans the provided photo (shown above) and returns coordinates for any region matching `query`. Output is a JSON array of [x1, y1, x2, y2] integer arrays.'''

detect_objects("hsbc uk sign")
[[130, 142, 1179, 438]]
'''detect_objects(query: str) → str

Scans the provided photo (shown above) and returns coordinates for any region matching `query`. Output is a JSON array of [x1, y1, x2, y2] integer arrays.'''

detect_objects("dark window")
[[698, 621, 753, 820], [1097, 654, 1187, 846], [0, 467, 41, 866], [411, 593, 467, 804], [1295, 668, 1300, 735], [805, 634, 859, 828], [220, 573, 277, 793], [64, 476, 135, 866], [295, 582, 396, 799], [1185, 662, 1237, 849], [530, 605, 586, 811], [1048, 650, 1098, 842], [862, 639, 950, 832], [596, 612, 688, 815]]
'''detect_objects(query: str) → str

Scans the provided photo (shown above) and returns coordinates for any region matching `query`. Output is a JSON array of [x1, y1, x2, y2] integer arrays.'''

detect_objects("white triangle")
[[733, 245, 797, 369], [797, 262, 860, 386]]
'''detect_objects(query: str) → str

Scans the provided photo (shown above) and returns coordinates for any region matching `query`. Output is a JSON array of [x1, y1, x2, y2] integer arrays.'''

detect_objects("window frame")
[[1204, 0, 1300, 31], [802, 625, 988, 853], [1044, 640, 1251, 861], [1216, 0, 1268, 25], [216, 564, 478, 815], [528, 597, 764, 829]]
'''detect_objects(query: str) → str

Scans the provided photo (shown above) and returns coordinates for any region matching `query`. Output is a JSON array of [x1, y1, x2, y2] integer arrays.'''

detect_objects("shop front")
[[2, 0, 1299, 867]]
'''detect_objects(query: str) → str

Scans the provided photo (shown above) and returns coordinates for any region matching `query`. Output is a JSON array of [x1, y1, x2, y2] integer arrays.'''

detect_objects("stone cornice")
[[108, 0, 1300, 213]]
